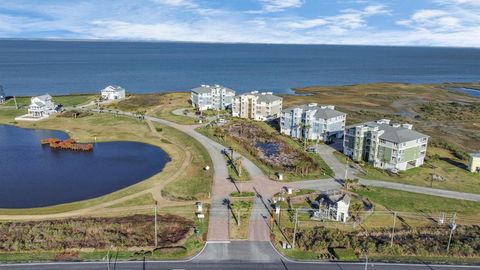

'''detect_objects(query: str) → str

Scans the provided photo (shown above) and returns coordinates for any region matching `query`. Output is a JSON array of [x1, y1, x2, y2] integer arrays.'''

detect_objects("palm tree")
[[234, 157, 243, 176], [298, 122, 311, 150]]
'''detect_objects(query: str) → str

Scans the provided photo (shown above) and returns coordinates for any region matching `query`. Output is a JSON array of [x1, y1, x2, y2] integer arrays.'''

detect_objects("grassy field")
[[0, 107, 212, 215], [270, 186, 480, 262], [1, 94, 96, 108], [158, 123, 213, 201], [356, 186, 480, 226], [108, 92, 197, 124], [351, 147, 480, 194], [107, 193, 156, 208]]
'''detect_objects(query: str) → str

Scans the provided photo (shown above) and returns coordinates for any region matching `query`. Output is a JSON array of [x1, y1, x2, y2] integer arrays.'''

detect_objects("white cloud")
[[0, 0, 480, 47], [253, 0, 303, 13]]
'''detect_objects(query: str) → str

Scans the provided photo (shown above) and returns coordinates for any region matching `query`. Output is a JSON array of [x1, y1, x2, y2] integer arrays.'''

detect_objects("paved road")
[[2, 242, 479, 270]]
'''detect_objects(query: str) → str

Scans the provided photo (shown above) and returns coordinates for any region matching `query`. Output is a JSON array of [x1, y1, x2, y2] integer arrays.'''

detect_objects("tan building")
[[468, 153, 480, 173], [232, 91, 282, 121]]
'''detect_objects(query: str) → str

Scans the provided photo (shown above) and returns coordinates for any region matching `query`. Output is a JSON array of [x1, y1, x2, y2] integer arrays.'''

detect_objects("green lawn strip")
[[230, 191, 255, 197], [160, 124, 213, 200], [229, 200, 253, 239], [355, 186, 480, 217], [108, 193, 156, 208], [225, 155, 250, 182], [331, 247, 357, 261]]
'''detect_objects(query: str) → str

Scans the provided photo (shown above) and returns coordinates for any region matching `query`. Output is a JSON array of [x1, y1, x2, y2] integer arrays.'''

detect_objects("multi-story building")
[[101, 85, 126, 101], [231, 91, 283, 121], [27, 94, 57, 118], [191, 84, 235, 111], [343, 119, 429, 171], [468, 153, 480, 173], [280, 103, 346, 141]]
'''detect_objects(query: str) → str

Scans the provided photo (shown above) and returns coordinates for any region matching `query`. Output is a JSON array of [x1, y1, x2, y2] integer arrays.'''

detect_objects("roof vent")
[[376, 119, 391, 124], [402, 124, 413, 130]]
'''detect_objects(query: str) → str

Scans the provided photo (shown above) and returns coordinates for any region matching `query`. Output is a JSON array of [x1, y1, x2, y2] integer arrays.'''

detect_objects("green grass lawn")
[[159, 124, 213, 200], [356, 186, 480, 217], [108, 193, 156, 208]]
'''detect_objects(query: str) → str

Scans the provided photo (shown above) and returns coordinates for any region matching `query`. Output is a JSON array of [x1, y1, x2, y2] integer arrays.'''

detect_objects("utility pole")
[[390, 211, 397, 247], [237, 209, 240, 227], [292, 208, 299, 249], [154, 201, 158, 247], [364, 253, 368, 270], [344, 160, 349, 180], [447, 212, 457, 254], [13, 96, 18, 109]]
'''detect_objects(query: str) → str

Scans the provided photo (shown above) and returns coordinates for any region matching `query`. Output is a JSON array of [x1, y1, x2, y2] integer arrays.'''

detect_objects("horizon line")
[[1, 37, 479, 50]]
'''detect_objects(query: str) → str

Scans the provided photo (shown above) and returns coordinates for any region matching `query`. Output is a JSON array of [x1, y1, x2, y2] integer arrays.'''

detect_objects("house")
[[468, 153, 480, 173], [101, 85, 126, 101], [312, 192, 351, 223], [27, 94, 57, 118], [191, 84, 235, 111], [231, 91, 283, 121], [280, 103, 346, 141], [0, 85, 5, 103], [343, 119, 429, 172]]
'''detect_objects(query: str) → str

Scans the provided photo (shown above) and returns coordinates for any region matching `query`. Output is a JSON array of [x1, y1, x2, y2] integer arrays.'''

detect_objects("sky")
[[0, 0, 480, 47]]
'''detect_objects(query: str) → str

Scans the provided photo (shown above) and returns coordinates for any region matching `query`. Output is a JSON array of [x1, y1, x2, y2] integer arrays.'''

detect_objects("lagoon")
[[0, 125, 170, 208]]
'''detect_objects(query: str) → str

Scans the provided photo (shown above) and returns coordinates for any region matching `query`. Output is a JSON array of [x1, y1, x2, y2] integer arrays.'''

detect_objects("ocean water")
[[0, 40, 480, 96], [0, 125, 171, 208]]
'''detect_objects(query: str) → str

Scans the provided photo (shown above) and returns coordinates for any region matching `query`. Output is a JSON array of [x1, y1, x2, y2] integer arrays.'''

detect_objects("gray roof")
[[35, 94, 52, 101], [283, 104, 346, 119], [191, 85, 234, 94], [348, 120, 428, 143], [256, 94, 282, 103], [470, 153, 480, 158]]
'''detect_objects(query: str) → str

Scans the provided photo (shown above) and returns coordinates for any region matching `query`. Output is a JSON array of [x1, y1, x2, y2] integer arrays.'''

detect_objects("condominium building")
[[343, 119, 429, 171], [191, 84, 235, 111], [280, 103, 346, 141], [231, 91, 283, 121]]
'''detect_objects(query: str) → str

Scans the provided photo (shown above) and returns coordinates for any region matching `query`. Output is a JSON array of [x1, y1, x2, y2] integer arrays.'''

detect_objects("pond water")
[[256, 141, 280, 157], [0, 125, 171, 208], [449, 87, 480, 98]]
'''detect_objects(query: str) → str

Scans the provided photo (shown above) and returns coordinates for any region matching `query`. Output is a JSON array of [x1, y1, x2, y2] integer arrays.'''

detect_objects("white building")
[[344, 119, 429, 171], [280, 103, 347, 141], [27, 94, 57, 118], [232, 91, 283, 121], [0, 85, 5, 103], [101, 85, 126, 101], [191, 84, 235, 111], [313, 192, 351, 223]]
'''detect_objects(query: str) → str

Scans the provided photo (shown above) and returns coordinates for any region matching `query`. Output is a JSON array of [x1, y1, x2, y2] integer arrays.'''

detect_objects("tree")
[[234, 157, 243, 176], [350, 202, 363, 221]]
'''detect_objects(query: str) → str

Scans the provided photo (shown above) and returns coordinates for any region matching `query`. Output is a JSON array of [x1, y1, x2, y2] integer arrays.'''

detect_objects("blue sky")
[[1, 0, 480, 47]]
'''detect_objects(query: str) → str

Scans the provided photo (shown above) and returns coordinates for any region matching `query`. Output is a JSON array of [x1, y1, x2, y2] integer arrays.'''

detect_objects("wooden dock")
[[40, 138, 93, 151]]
